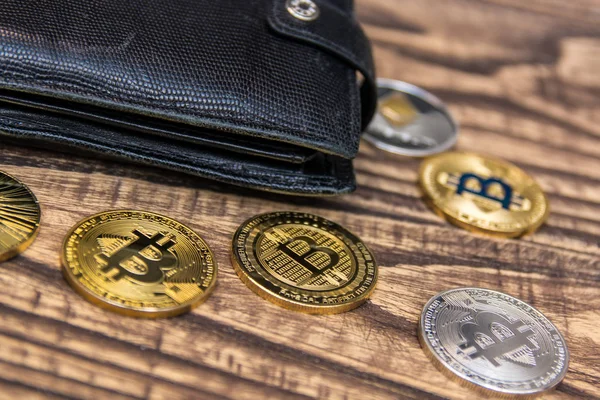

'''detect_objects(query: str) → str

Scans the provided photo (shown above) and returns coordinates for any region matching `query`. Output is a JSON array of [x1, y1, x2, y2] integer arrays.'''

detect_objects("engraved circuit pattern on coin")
[[62, 210, 217, 318], [231, 211, 378, 314], [419, 288, 569, 397], [419, 152, 549, 237], [0, 171, 41, 262]]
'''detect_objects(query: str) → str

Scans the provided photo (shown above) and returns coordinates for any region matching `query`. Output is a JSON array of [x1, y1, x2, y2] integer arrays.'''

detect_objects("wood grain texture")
[[0, 0, 599, 398]]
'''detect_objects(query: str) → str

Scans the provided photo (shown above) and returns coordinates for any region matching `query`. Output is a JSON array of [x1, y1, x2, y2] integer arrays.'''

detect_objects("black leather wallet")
[[0, 0, 376, 195]]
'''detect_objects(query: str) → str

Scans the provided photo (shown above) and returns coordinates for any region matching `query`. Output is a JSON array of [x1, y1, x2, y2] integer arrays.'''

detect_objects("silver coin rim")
[[363, 78, 458, 157], [419, 287, 570, 395]]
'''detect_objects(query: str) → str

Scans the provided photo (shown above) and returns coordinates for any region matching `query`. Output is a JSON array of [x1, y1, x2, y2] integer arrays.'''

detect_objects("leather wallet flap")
[[268, 0, 377, 127], [0, 0, 376, 195], [0, 0, 370, 159]]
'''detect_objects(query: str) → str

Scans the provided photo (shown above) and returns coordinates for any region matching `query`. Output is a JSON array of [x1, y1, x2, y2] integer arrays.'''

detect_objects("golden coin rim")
[[231, 211, 378, 315], [419, 152, 550, 237], [61, 209, 218, 318], [0, 171, 41, 262], [418, 287, 569, 397]]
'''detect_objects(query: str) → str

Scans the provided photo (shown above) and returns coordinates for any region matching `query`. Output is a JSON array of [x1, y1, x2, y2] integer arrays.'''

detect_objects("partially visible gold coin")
[[0, 171, 41, 262], [231, 211, 377, 314], [62, 210, 217, 318], [419, 152, 549, 237]]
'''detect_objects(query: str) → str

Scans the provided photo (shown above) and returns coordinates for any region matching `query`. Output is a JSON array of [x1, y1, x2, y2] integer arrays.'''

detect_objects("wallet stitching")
[[346, 67, 361, 149]]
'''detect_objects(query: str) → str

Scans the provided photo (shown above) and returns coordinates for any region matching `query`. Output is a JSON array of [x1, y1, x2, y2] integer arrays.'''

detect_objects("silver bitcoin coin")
[[364, 78, 457, 157], [419, 288, 569, 396]]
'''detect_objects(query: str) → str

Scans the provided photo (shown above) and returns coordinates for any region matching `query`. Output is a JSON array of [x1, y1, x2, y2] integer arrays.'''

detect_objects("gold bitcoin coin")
[[419, 152, 549, 238], [62, 210, 217, 318], [0, 171, 41, 262], [231, 211, 378, 314]]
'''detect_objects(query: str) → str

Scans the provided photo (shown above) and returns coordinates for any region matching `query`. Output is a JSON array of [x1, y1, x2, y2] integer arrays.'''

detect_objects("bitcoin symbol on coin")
[[459, 311, 536, 367], [96, 229, 176, 284], [277, 236, 340, 282], [447, 172, 526, 212], [259, 224, 354, 290], [455, 174, 514, 210]]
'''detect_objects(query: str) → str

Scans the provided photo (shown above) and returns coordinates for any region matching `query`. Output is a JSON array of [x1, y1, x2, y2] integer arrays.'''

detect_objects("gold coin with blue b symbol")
[[419, 152, 549, 238], [231, 211, 378, 314]]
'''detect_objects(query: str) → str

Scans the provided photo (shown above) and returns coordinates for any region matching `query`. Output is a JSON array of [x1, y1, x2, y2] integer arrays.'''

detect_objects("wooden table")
[[1, 0, 599, 398]]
